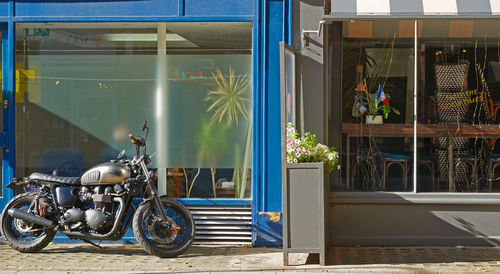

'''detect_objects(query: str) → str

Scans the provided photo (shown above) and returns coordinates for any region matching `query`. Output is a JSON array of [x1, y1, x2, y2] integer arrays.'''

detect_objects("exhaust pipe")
[[7, 208, 56, 228]]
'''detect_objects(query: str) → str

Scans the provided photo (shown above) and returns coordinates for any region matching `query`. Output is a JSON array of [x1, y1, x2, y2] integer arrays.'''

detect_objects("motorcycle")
[[0, 121, 195, 257]]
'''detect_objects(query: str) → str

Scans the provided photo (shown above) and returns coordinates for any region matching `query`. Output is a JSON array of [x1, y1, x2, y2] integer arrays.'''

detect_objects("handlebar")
[[129, 133, 145, 146], [129, 133, 138, 144]]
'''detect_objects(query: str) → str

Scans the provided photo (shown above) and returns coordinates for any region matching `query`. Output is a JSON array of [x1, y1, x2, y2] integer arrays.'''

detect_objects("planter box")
[[365, 115, 383, 124], [283, 162, 329, 266]]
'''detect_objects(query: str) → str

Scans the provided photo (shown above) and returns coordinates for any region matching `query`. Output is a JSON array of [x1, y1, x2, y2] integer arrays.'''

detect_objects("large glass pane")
[[163, 22, 252, 198], [417, 19, 500, 192], [284, 48, 295, 125], [337, 20, 415, 192], [15, 22, 253, 198]]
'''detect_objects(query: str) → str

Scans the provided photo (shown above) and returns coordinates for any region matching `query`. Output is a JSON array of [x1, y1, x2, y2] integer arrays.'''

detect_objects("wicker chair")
[[434, 62, 480, 192]]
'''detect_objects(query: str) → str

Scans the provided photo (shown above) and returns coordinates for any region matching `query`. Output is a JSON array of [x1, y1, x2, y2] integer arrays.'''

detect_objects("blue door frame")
[[0, 21, 15, 210]]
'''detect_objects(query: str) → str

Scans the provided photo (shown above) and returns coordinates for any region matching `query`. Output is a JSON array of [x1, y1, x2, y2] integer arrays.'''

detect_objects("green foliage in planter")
[[286, 124, 339, 173]]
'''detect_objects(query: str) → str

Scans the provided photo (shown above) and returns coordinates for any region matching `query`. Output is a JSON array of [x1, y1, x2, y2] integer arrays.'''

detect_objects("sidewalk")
[[1, 243, 500, 273]]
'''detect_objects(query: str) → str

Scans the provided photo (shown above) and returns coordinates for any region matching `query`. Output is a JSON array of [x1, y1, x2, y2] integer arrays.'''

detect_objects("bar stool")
[[487, 155, 500, 192], [417, 155, 437, 191], [351, 153, 376, 191], [454, 155, 479, 192], [381, 154, 410, 191]]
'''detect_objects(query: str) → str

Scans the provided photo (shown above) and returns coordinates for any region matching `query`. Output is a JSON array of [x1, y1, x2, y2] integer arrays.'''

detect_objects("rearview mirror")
[[117, 149, 126, 159]]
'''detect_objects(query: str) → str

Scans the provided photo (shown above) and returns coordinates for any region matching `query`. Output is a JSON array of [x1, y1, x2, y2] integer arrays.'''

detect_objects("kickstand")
[[82, 239, 103, 249]]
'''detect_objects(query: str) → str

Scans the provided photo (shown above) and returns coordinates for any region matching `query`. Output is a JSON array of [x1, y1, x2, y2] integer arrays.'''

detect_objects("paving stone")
[[1, 244, 500, 273]]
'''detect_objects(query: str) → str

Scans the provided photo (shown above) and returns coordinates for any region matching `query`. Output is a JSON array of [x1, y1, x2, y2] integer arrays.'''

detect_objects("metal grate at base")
[[186, 204, 252, 245]]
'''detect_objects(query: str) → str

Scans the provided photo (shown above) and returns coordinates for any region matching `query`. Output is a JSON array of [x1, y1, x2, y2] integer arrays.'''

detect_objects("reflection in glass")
[[338, 20, 414, 192], [15, 22, 253, 198], [283, 48, 295, 125], [417, 19, 500, 192]]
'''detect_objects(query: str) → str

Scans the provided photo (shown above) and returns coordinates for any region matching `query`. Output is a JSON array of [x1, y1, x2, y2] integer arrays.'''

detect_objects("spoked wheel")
[[133, 197, 195, 258], [0, 192, 56, 253]]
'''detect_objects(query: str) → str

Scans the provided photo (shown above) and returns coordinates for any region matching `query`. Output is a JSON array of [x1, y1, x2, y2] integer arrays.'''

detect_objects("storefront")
[[0, 0, 290, 247], [285, 0, 500, 247]]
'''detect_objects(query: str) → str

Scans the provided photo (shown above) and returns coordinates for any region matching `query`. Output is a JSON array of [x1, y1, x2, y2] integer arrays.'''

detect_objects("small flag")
[[356, 101, 368, 116], [358, 104, 367, 114], [377, 84, 389, 106]]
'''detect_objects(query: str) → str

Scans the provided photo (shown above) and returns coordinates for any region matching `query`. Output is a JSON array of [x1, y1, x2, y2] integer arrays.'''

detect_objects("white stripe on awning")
[[422, 0, 457, 15], [490, 0, 500, 14], [328, 0, 500, 18], [356, 0, 390, 15]]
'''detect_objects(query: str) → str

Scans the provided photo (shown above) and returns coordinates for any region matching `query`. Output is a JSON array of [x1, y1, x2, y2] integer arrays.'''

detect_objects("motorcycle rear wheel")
[[0, 192, 56, 253], [133, 197, 195, 258]]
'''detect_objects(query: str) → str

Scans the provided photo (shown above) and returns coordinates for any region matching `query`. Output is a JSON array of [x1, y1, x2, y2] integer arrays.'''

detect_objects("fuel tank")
[[80, 162, 130, 185]]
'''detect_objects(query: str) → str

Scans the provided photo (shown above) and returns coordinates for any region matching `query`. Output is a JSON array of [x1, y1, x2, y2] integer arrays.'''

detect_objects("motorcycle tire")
[[133, 197, 195, 258], [0, 192, 56, 253]]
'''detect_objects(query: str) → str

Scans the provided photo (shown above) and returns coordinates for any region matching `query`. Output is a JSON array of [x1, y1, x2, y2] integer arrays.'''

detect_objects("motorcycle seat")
[[29, 172, 81, 186]]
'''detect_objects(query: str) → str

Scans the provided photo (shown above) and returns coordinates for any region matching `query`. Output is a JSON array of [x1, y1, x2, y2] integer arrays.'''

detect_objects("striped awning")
[[326, 0, 500, 18]]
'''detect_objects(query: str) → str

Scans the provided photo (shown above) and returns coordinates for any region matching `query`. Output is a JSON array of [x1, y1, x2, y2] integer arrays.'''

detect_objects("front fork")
[[149, 183, 169, 222], [140, 160, 169, 222]]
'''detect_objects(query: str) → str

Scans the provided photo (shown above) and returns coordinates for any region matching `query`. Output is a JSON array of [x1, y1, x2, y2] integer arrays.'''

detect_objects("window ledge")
[[330, 192, 500, 205]]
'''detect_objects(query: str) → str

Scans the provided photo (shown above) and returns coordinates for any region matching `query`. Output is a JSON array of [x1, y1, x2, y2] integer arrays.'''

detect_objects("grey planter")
[[282, 162, 329, 266]]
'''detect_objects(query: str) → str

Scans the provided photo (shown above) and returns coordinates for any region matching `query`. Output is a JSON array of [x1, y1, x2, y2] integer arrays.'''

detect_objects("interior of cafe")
[[334, 19, 500, 193]]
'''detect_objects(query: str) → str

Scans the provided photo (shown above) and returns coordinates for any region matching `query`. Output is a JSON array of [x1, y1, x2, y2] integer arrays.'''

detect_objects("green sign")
[[26, 28, 50, 37]]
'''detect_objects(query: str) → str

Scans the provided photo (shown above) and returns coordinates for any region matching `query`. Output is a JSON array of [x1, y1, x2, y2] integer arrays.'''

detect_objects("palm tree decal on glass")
[[206, 67, 250, 126], [204, 66, 252, 198]]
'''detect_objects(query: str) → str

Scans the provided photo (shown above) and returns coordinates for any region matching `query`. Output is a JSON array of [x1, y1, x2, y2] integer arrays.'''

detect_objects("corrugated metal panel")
[[186, 204, 252, 245]]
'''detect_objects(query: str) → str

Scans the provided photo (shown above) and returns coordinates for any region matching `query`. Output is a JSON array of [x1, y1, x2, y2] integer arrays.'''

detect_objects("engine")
[[57, 184, 126, 233]]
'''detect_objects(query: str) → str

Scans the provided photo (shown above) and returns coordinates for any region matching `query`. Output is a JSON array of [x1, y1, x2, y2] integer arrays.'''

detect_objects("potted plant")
[[352, 81, 400, 124], [282, 124, 339, 266], [285, 124, 339, 171]]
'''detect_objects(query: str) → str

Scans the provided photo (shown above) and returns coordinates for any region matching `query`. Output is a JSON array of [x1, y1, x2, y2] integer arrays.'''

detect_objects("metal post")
[[156, 22, 168, 195], [413, 19, 418, 193]]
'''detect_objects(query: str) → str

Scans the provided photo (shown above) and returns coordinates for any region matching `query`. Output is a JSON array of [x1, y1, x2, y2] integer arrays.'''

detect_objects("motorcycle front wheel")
[[0, 192, 56, 253], [133, 197, 195, 258]]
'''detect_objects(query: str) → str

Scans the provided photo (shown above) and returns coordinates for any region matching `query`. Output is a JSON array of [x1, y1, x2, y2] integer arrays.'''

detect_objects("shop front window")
[[338, 20, 415, 192], [15, 22, 253, 198], [335, 19, 500, 193], [417, 19, 500, 192]]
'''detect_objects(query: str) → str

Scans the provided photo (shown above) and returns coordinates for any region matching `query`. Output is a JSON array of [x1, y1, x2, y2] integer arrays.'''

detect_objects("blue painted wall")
[[252, 0, 286, 247], [0, 22, 14, 210], [0, 1, 10, 18], [184, 0, 253, 16], [11, 0, 254, 19], [0, 0, 290, 247], [15, 0, 179, 17]]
